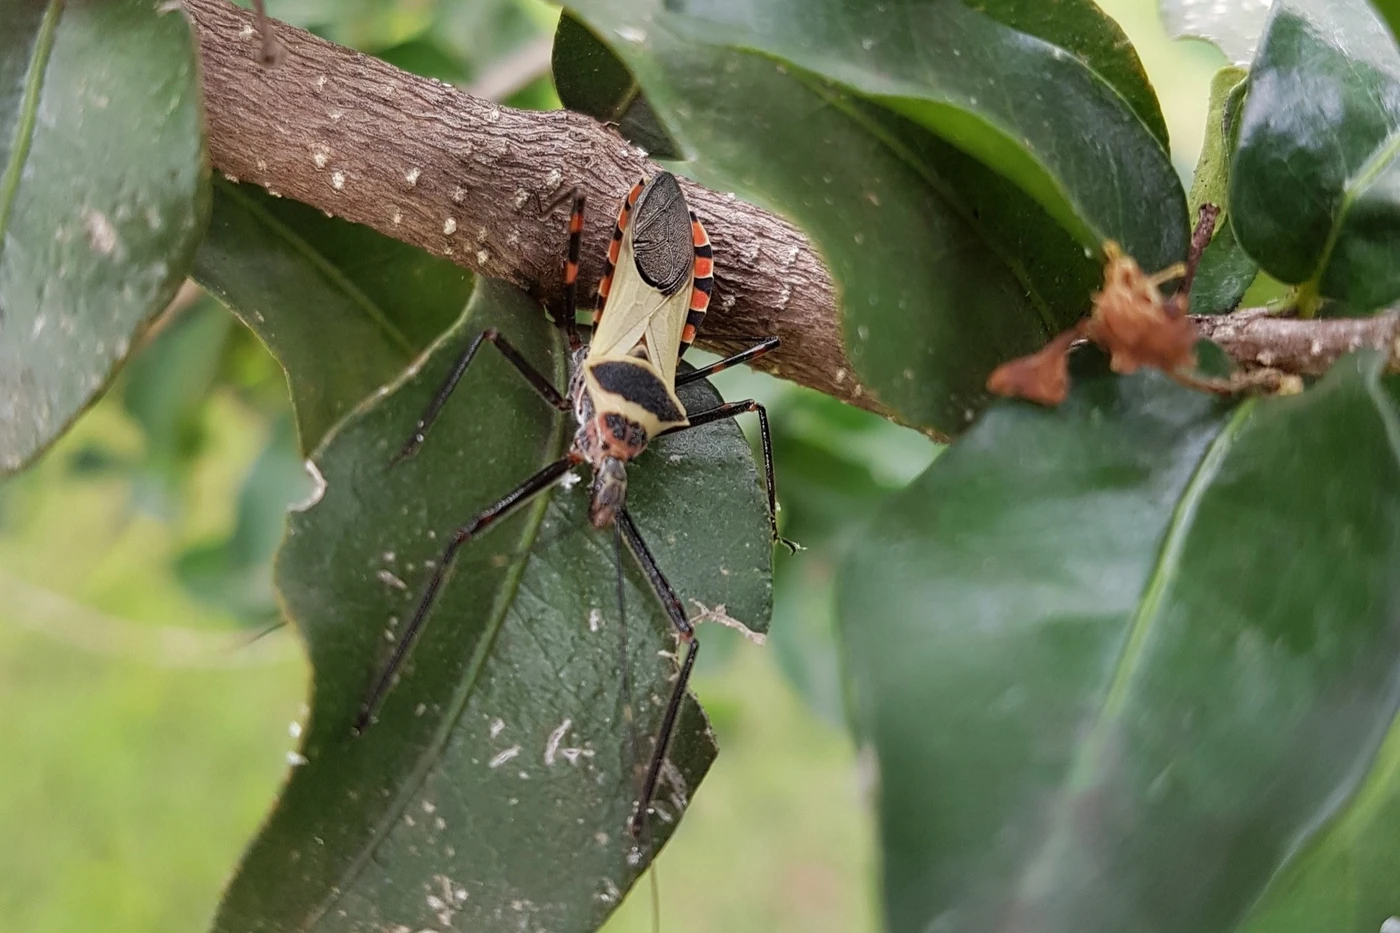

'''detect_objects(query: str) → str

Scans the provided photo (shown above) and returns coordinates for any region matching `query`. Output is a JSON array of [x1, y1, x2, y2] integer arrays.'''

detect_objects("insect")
[[354, 171, 790, 837]]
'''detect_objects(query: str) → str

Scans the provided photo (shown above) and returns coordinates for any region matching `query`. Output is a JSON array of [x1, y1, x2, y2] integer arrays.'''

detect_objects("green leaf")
[[838, 352, 1400, 933], [1231, 0, 1400, 312], [1188, 66, 1249, 220], [193, 179, 471, 454], [1189, 66, 1259, 315], [554, 0, 1184, 436], [0, 0, 209, 474], [215, 281, 773, 933], [1238, 713, 1400, 933], [551, 13, 682, 160], [962, 0, 1170, 149]]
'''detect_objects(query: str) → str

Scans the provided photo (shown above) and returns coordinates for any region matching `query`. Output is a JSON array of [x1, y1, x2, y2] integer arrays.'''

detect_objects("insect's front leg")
[[392, 329, 569, 465]]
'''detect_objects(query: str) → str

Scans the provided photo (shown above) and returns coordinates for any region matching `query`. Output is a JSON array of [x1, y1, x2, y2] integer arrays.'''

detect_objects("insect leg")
[[674, 336, 780, 388], [354, 456, 577, 733], [615, 507, 699, 840], [393, 329, 568, 465], [660, 397, 797, 552]]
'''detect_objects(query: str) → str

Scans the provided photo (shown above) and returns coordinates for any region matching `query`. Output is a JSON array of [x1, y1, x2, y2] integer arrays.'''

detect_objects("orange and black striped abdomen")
[[679, 211, 713, 355], [593, 179, 646, 324]]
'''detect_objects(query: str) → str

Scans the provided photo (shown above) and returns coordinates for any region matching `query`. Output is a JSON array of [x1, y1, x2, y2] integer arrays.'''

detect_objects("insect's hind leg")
[[355, 455, 577, 733], [674, 336, 780, 387], [615, 508, 700, 841], [660, 393, 798, 553], [393, 329, 568, 465]]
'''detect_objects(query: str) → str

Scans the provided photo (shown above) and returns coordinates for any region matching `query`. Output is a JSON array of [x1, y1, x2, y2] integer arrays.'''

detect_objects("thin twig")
[[1192, 308, 1400, 375]]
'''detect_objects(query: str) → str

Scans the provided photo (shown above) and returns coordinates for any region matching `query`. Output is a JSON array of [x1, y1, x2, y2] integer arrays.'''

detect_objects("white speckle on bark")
[[443, 217, 457, 235], [330, 170, 345, 190], [477, 248, 491, 265], [405, 167, 421, 186]]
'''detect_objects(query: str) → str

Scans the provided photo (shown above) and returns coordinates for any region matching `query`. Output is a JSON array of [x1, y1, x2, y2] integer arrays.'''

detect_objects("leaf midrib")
[[1304, 128, 1400, 303], [216, 180, 416, 357], [300, 335, 573, 931], [0, 0, 62, 260], [1007, 398, 1255, 907]]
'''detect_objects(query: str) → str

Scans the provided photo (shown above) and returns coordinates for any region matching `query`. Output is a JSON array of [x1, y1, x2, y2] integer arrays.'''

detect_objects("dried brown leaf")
[[986, 326, 1084, 406], [1084, 242, 1196, 374]]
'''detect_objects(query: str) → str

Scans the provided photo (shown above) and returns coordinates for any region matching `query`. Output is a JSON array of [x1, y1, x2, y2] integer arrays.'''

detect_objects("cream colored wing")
[[588, 226, 694, 388]]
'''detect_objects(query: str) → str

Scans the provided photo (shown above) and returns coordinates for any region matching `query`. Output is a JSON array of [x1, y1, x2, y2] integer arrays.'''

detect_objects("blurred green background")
[[0, 2, 1223, 930]]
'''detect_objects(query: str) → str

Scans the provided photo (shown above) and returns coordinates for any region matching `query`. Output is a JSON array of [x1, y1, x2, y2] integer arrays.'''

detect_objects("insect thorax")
[[570, 352, 688, 466]]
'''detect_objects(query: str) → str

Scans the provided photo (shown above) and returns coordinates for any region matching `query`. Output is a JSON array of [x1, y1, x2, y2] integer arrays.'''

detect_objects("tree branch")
[[182, 0, 1398, 427], [182, 0, 870, 412], [1191, 308, 1400, 376]]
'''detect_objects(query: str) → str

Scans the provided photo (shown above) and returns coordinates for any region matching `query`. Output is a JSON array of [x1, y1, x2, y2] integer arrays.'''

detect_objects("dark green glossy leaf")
[[838, 352, 1400, 933], [0, 0, 208, 474], [1231, 0, 1400, 312], [215, 281, 773, 933], [552, 13, 681, 160], [193, 180, 471, 453], [1238, 714, 1400, 933], [1191, 222, 1259, 314], [962, 0, 1170, 148], [555, 0, 1183, 435]]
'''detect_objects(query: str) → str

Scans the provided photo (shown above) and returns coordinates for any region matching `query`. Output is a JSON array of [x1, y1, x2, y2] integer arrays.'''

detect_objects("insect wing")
[[590, 174, 696, 388]]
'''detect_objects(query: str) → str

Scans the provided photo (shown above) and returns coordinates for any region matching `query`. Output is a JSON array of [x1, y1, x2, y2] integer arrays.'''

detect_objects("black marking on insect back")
[[604, 413, 648, 449], [630, 172, 694, 296], [590, 360, 685, 424]]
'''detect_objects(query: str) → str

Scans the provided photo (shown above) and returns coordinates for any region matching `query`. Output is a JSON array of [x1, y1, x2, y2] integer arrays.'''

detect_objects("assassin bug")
[[355, 171, 790, 837]]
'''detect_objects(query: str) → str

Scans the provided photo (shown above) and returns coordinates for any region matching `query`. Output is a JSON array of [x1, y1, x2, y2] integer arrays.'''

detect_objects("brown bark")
[[182, 0, 865, 412], [1191, 308, 1400, 376]]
